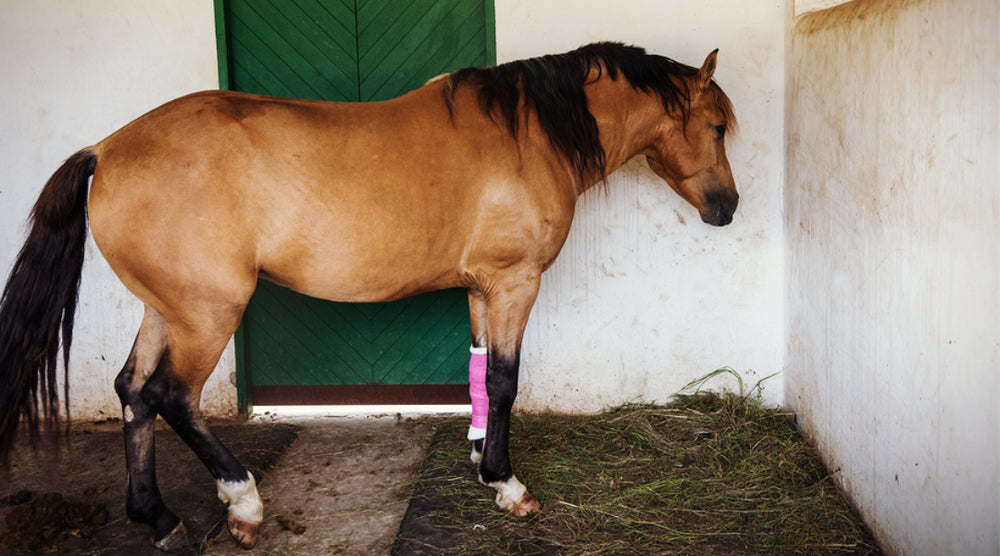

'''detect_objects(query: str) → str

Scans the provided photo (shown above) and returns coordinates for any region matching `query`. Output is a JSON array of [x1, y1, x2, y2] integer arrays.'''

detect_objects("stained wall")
[[496, 0, 787, 411], [0, 0, 236, 419], [785, 0, 1000, 553]]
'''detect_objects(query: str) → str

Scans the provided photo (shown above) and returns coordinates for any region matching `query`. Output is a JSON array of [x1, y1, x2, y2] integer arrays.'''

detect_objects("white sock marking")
[[484, 474, 528, 510], [217, 474, 263, 524]]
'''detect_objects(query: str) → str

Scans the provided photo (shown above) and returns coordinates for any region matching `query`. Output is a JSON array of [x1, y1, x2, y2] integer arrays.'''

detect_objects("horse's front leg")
[[480, 345, 541, 515], [478, 275, 543, 516], [467, 290, 489, 463]]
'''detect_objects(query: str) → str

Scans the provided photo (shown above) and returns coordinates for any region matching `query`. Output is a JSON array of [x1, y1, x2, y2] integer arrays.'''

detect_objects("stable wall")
[[785, 0, 999, 554], [497, 0, 787, 411], [0, 0, 236, 419]]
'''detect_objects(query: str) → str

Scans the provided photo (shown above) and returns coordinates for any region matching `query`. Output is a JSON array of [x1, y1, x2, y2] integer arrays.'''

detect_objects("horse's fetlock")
[[126, 492, 171, 529], [469, 438, 484, 463], [478, 465, 510, 485]]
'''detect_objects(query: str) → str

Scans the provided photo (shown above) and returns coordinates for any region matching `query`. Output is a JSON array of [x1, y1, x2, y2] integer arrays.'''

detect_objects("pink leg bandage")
[[468, 345, 488, 441]]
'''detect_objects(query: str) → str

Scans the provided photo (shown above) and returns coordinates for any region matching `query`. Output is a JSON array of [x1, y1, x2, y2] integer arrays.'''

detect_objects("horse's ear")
[[697, 49, 719, 92]]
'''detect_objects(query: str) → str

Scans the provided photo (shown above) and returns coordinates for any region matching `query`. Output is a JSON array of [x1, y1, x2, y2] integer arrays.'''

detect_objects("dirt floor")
[[0, 412, 440, 555], [206, 413, 438, 555], [0, 399, 881, 555]]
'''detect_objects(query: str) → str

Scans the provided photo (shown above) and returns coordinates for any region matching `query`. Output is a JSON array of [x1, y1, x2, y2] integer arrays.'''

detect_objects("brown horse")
[[0, 42, 737, 550]]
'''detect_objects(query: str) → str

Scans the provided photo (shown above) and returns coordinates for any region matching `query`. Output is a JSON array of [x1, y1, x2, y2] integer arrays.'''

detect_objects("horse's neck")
[[584, 79, 667, 191]]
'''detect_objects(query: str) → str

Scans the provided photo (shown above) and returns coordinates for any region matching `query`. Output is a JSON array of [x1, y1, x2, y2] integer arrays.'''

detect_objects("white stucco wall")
[[785, 1, 999, 554], [0, 0, 236, 420], [496, 1, 787, 411]]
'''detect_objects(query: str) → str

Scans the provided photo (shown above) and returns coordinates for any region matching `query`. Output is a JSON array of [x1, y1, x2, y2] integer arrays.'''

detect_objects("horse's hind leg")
[[113, 306, 190, 549], [140, 308, 262, 549]]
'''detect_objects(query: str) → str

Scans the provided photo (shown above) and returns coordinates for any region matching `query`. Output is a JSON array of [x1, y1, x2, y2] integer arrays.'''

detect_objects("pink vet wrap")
[[469, 346, 488, 430]]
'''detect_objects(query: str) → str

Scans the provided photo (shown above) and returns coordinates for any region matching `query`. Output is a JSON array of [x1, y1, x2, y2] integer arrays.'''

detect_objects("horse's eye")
[[713, 124, 727, 138]]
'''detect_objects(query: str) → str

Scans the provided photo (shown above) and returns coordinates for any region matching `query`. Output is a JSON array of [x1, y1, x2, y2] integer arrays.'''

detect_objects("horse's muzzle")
[[700, 189, 739, 227]]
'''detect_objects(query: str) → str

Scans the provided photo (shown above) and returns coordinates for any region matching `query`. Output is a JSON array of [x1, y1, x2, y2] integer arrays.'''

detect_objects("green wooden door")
[[215, 0, 495, 408]]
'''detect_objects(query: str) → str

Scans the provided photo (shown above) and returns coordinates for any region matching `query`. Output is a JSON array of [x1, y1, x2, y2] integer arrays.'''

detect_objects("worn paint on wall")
[[786, 0, 999, 554], [497, 0, 788, 411], [0, 0, 235, 419]]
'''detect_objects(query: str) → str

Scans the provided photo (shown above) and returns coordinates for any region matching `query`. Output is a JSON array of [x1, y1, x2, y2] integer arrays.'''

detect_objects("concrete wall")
[[0, 0, 236, 419], [785, 1, 1000, 554], [497, 0, 787, 411]]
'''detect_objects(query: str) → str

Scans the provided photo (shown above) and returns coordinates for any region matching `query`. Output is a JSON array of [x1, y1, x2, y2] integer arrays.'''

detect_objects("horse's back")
[[85, 88, 570, 310]]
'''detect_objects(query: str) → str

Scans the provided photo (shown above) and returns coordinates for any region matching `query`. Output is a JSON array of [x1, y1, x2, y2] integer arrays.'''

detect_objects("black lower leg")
[[140, 364, 249, 484], [480, 349, 519, 484], [114, 363, 182, 541]]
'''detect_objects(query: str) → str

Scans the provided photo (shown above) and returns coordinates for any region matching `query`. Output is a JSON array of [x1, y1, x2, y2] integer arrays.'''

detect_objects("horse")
[[0, 42, 737, 550]]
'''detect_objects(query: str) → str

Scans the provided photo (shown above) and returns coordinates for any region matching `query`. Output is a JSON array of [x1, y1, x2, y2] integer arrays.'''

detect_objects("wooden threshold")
[[252, 384, 469, 406]]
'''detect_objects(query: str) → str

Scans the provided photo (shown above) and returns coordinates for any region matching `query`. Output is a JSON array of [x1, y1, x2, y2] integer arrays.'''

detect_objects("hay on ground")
[[395, 392, 880, 555]]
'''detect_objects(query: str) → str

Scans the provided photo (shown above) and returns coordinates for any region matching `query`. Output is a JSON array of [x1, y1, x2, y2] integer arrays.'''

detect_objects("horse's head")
[[644, 50, 738, 226]]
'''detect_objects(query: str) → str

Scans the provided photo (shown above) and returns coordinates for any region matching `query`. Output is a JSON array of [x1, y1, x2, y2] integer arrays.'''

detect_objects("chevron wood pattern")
[[245, 282, 470, 386], [229, 0, 358, 101], [221, 0, 494, 396], [357, 0, 491, 101]]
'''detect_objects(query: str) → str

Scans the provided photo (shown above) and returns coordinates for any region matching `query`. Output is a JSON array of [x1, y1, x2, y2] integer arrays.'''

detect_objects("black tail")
[[0, 149, 96, 461]]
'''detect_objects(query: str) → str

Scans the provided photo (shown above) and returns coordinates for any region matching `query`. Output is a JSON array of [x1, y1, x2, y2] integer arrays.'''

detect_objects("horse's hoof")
[[508, 491, 541, 517], [151, 521, 192, 552], [228, 515, 261, 549], [491, 475, 541, 516]]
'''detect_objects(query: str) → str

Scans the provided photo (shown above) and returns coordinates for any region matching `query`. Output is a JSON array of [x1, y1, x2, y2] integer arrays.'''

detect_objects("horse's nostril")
[[701, 191, 737, 227]]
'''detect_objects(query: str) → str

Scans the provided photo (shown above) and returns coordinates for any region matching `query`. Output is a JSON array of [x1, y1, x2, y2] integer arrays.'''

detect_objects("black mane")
[[443, 42, 734, 185]]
